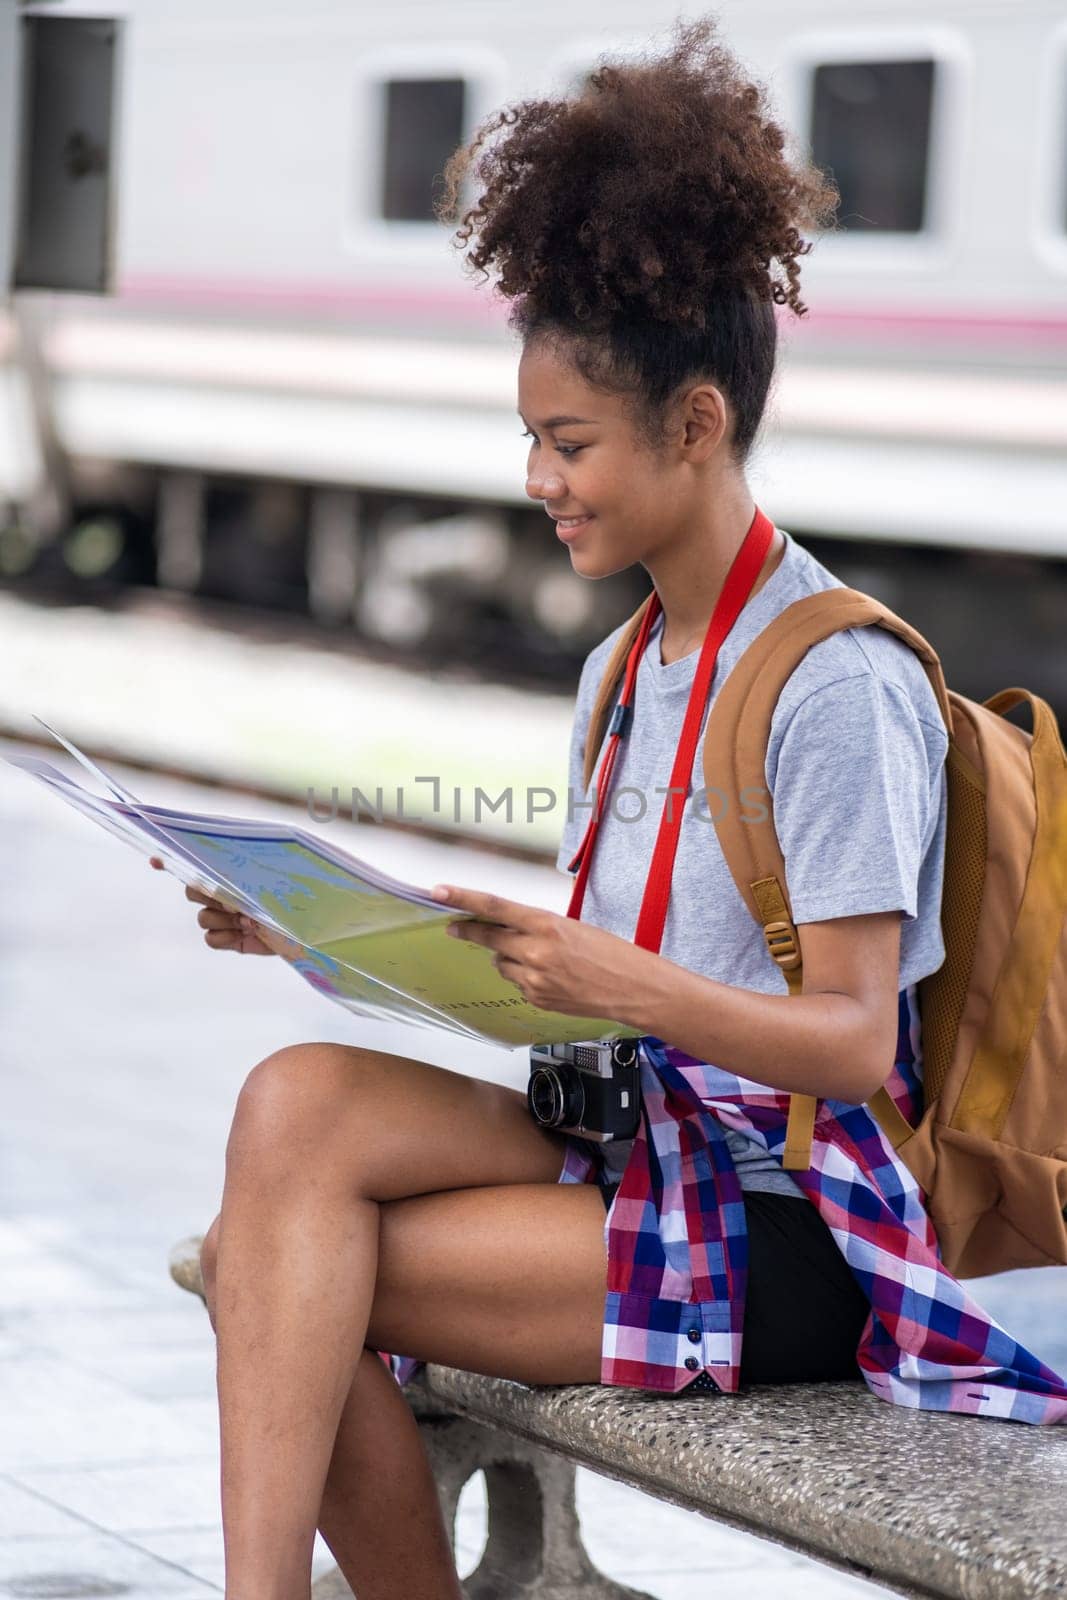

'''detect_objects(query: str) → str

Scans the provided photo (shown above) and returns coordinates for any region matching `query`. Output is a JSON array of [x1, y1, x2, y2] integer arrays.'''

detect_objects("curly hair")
[[435, 14, 839, 463]]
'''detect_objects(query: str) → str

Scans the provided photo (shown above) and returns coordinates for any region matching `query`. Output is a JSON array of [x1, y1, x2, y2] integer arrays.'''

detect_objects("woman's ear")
[[679, 383, 729, 461]]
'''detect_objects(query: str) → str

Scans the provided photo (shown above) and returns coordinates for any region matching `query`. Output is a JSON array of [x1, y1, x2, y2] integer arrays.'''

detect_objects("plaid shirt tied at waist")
[[389, 982, 1067, 1424]]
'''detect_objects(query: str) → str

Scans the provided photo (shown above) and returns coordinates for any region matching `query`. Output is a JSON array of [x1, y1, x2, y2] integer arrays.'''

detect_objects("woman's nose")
[[526, 466, 566, 501]]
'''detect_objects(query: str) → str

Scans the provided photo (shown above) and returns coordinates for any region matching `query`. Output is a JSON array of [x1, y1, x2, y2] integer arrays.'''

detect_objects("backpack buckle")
[[763, 919, 801, 971]]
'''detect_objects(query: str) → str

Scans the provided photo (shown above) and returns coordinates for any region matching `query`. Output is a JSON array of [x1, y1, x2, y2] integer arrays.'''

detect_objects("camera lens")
[[528, 1066, 585, 1129], [528, 1067, 565, 1126]]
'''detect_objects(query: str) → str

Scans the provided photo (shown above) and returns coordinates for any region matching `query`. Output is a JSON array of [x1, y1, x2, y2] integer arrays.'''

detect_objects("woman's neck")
[[649, 490, 784, 665]]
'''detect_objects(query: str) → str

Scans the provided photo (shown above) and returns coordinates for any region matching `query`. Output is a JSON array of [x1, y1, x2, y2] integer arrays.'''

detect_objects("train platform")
[[1, 723, 1065, 1596], [0, 588, 576, 857], [0, 742, 917, 1600]]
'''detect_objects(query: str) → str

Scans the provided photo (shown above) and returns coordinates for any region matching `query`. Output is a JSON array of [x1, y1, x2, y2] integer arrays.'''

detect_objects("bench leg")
[[415, 1408, 655, 1600]]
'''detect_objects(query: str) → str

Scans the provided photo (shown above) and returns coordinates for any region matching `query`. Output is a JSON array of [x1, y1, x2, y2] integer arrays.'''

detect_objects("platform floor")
[[1, 739, 1063, 1598]]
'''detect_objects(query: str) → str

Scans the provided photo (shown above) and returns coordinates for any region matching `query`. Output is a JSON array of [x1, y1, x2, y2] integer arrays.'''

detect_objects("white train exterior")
[[1, 0, 1065, 687]]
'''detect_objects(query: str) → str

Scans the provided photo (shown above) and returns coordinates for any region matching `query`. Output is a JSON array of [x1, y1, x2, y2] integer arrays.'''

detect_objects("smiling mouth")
[[553, 514, 595, 533]]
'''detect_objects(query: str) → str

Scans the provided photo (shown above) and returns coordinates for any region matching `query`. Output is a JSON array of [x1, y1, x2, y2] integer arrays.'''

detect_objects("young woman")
[[159, 16, 1067, 1600]]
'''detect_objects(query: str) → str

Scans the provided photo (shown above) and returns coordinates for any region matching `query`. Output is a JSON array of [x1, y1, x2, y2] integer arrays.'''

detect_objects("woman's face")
[[517, 337, 724, 580]]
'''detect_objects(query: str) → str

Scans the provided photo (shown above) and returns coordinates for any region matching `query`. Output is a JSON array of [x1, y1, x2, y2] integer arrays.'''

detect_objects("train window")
[[810, 59, 936, 232], [380, 77, 466, 222]]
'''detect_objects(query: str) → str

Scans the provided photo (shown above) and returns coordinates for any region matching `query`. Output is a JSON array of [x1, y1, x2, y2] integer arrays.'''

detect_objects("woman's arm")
[[627, 907, 904, 1104], [436, 887, 903, 1105]]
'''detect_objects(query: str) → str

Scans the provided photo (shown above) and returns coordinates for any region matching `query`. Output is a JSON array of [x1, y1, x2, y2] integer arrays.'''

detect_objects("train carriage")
[[1, 0, 1065, 705]]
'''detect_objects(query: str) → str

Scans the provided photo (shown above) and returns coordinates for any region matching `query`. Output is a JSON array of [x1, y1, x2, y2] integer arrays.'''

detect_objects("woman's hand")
[[148, 855, 278, 956], [432, 883, 658, 1023]]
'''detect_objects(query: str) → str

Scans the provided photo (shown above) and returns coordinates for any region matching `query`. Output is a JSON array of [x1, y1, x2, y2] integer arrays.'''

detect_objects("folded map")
[[4, 721, 640, 1050]]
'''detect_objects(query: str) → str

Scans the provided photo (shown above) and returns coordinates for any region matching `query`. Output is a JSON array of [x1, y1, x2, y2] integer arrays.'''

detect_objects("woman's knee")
[[225, 1042, 382, 1173], [222, 1043, 565, 1202]]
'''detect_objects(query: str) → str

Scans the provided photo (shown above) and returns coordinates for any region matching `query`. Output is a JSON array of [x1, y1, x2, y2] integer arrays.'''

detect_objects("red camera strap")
[[566, 505, 775, 955]]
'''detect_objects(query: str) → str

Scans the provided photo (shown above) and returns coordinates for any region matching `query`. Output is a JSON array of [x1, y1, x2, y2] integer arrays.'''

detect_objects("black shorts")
[[597, 1178, 869, 1388]]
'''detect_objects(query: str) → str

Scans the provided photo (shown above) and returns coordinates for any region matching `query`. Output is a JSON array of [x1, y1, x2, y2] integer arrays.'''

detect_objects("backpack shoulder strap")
[[703, 586, 950, 943], [702, 587, 951, 1169], [582, 594, 655, 794]]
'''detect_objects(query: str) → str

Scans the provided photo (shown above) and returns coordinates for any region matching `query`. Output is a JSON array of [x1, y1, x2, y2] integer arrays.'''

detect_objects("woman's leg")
[[317, 1345, 463, 1599], [201, 1228, 464, 1600], [207, 1040, 605, 1600]]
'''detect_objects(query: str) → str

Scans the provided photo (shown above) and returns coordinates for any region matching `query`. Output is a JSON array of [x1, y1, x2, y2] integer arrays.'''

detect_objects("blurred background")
[[0, 0, 1065, 1595]]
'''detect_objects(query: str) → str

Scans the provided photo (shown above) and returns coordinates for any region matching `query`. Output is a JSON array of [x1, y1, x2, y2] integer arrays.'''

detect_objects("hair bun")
[[437, 14, 838, 326]]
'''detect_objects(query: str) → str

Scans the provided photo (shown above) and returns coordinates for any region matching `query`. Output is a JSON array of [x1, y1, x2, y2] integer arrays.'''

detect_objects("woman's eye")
[[520, 430, 582, 458]]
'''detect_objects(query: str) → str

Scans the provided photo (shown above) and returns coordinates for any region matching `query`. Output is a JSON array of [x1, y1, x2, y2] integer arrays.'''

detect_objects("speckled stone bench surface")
[[167, 1239, 1066, 1600], [416, 1364, 1067, 1600]]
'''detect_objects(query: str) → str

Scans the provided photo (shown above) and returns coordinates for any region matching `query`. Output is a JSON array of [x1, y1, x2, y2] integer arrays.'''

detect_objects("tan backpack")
[[582, 586, 1067, 1280]]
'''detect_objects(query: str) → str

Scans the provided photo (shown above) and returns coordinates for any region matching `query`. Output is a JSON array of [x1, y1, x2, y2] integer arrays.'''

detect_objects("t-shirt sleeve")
[[766, 672, 944, 926]]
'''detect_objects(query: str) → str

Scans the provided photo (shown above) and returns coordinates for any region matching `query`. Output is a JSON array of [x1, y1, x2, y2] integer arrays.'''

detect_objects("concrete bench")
[[169, 1234, 1067, 1600]]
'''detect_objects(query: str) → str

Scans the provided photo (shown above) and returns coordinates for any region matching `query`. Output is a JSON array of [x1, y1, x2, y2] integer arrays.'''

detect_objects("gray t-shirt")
[[555, 525, 949, 1197]]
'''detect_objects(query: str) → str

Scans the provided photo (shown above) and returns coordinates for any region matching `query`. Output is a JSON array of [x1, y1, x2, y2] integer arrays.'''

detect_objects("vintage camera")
[[526, 1038, 641, 1142]]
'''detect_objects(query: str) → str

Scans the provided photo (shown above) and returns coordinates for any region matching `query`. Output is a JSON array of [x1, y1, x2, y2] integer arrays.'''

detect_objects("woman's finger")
[[202, 924, 274, 956], [450, 919, 497, 947], [197, 907, 239, 931], [494, 955, 527, 992]]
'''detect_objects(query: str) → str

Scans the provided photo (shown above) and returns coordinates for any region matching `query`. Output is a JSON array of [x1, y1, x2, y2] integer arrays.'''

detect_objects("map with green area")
[[5, 744, 640, 1051], [152, 818, 639, 1048]]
